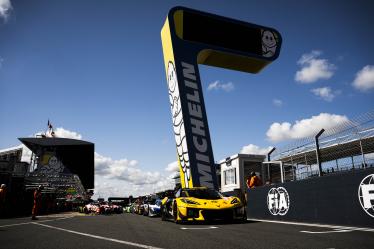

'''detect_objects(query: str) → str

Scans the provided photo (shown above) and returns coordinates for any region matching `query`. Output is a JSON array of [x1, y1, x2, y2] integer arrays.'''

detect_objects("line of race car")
[[79, 201, 124, 215], [81, 187, 247, 223]]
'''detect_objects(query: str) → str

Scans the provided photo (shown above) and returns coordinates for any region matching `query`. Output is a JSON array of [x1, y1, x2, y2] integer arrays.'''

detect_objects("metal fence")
[[270, 110, 374, 181]]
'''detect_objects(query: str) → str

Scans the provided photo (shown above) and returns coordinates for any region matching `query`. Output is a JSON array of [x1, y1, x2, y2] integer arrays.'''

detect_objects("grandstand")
[[266, 110, 374, 182], [19, 137, 94, 197]]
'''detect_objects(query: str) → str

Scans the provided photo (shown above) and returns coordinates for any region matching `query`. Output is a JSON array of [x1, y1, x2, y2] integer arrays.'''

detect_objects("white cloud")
[[240, 144, 273, 155], [0, 144, 32, 163], [266, 113, 349, 142], [0, 57, 4, 68], [272, 99, 283, 107], [93, 153, 175, 198], [54, 127, 83, 140], [366, 153, 374, 161], [95, 152, 160, 185], [311, 87, 336, 102], [1, 127, 84, 164], [92, 173, 175, 199], [165, 161, 179, 172], [352, 65, 374, 91], [0, 0, 12, 21], [207, 80, 234, 92], [295, 50, 336, 83], [12, 128, 84, 163], [49, 128, 175, 197], [34, 126, 83, 139], [29, 127, 175, 198], [20, 144, 33, 163]]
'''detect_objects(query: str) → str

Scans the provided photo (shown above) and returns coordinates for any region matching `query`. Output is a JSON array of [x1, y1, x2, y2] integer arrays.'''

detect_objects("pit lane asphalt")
[[1, 213, 373, 249]]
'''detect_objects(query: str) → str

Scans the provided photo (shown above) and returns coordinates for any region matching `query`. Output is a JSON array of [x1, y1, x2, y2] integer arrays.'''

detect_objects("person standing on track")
[[248, 171, 263, 188], [0, 184, 7, 217], [32, 185, 43, 220]]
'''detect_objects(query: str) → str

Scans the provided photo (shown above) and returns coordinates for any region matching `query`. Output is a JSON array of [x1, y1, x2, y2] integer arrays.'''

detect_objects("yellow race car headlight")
[[230, 198, 239, 204], [180, 198, 200, 205]]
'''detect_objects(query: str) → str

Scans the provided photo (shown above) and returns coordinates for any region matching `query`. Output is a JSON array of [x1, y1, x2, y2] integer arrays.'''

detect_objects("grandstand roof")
[[19, 137, 93, 149], [19, 137, 94, 189], [273, 135, 374, 165], [0, 145, 23, 155]]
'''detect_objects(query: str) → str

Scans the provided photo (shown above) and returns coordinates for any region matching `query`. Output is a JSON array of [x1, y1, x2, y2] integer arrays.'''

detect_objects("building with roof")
[[19, 137, 94, 197], [218, 154, 266, 194], [0, 136, 94, 216]]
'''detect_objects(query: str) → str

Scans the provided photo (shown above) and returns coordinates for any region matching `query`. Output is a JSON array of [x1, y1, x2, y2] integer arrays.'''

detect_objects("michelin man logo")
[[39, 155, 64, 174], [167, 61, 191, 188], [267, 187, 290, 216], [358, 174, 374, 218], [261, 30, 278, 58]]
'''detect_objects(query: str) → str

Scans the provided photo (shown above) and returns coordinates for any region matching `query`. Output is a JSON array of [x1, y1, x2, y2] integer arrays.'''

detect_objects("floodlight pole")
[[267, 147, 276, 162], [280, 161, 284, 183], [359, 139, 366, 168], [266, 147, 276, 182], [315, 129, 325, 177]]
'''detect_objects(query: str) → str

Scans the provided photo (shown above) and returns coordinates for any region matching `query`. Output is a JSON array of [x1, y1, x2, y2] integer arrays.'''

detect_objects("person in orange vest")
[[0, 184, 7, 217], [32, 185, 43, 220], [247, 172, 263, 188]]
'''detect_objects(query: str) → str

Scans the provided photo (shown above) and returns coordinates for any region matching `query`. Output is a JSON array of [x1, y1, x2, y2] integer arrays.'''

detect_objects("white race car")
[[143, 198, 161, 217]]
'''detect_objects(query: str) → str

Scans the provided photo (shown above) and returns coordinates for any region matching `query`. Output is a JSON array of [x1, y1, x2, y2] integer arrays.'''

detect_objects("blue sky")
[[1, 0, 373, 197]]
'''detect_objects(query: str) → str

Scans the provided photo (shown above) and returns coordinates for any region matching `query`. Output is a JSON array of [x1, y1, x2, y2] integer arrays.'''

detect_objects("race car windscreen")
[[183, 188, 223, 200], [148, 199, 158, 205]]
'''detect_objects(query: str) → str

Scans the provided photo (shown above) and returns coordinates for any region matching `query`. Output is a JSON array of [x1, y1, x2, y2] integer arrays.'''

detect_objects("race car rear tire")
[[143, 206, 148, 216], [173, 201, 181, 224], [161, 205, 167, 221], [241, 209, 247, 223]]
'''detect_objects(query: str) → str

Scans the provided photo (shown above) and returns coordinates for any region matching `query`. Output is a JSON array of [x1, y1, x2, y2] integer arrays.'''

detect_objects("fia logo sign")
[[358, 174, 374, 218], [267, 187, 290, 216]]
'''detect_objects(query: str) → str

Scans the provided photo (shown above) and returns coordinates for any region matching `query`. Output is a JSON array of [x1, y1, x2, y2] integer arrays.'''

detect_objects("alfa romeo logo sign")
[[267, 187, 290, 216], [358, 174, 374, 218]]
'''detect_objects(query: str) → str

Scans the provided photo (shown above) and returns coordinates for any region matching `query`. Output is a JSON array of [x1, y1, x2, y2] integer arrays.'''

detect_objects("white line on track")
[[300, 229, 353, 234], [0, 216, 74, 228], [0, 221, 35, 228], [180, 226, 218, 230], [33, 222, 164, 249], [248, 218, 374, 233]]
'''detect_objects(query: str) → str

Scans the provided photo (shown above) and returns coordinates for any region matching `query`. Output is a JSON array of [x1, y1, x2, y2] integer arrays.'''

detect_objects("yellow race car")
[[161, 187, 246, 223]]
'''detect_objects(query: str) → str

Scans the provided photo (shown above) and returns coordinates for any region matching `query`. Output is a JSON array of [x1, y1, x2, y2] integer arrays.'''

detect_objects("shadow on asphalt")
[[177, 219, 260, 226]]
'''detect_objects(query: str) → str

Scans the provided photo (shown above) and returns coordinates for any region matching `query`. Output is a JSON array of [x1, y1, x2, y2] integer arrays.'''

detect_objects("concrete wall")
[[246, 167, 374, 228]]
